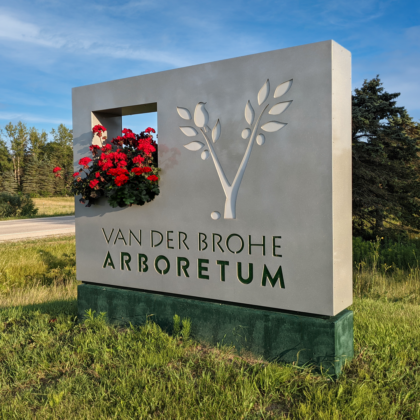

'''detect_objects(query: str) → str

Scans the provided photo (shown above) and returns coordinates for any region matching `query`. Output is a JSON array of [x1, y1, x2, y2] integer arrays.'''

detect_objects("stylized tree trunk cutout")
[[178, 79, 293, 219]]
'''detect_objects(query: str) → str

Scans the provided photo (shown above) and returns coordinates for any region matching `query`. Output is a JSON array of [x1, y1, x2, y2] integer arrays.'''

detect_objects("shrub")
[[353, 236, 420, 271], [0, 193, 38, 218]]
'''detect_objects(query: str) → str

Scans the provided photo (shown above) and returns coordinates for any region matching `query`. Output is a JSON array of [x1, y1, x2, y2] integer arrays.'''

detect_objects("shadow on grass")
[[20, 299, 77, 316], [1, 298, 77, 318]]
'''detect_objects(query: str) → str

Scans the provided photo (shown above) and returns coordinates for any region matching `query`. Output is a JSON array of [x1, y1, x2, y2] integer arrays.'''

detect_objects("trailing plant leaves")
[[177, 107, 192, 120], [269, 101, 292, 115], [212, 120, 221, 142], [184, 141, 204, 151], [274, 80, 293, 98], [245, 101, 254, 125], [261, 122, 286, 132], [258, 80, 270, 105], [179, 127, 198, 137]]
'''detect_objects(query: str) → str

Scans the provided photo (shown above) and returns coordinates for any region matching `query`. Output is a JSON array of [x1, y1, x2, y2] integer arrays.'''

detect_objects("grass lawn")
[[0, 197, 75, 221], [32, 197, 75, 217], [0, 237, 419, 419]]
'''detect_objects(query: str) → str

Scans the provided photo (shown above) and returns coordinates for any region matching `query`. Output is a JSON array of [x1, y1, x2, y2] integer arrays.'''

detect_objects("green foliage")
[[0, 139, 12, 174], [0, 236, 419, 418], [172, 314, 191, 340], [173, 313, 181, 335], [0, 170, 17, 193], [0, 236, 75, 292], [353, 236, 420, 271], [0, 122, 73, 196], [28, 126, 48, 159], [0, 193, 38, 218], [0, 295, 419, 418], [352, 76, 420, 240], [37, 158, 54, 197], [22, 156, 39, 196]]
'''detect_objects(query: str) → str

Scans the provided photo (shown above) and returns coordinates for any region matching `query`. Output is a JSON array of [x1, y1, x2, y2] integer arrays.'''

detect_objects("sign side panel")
[[332, 42, 353, 314]]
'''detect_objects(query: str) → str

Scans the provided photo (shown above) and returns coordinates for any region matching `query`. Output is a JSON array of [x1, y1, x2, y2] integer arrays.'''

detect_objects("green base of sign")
[[78, 283, 353, 376]]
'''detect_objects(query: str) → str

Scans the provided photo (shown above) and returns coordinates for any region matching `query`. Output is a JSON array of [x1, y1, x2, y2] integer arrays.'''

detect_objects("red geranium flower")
[[53, 167, 61, 173], [73, 172, 79, 177], [107, 168, 129, 176], [93, 125, 106, 137], [89, 179, 99, 188], [145, 127, 156, 134], [138, 139, 156, 155], [147, 175, 158, 182], [101, 144, 112, 152], [79, 157, 92, 167], [89, 145, 100, 151], [115, 174, 129, 186], [132, 155, 145, 165], [131, 167, 143, 175], [142, 167, 152, 173], [95, 172, 100, 178]]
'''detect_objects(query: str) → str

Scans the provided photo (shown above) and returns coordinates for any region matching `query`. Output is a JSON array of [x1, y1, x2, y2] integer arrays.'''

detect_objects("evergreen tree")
[[1, 171, 18, 194], [0, 138, 13, 173], [37, 158, 54, 197], [352, 76, 420, 239], [22, 156, 39, 196]]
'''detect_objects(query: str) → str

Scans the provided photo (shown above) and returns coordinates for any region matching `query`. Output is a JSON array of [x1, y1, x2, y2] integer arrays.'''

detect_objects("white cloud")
[[0, 11, 189, 67], [0, 14, 66, 48], [0, 111, 71, 126]]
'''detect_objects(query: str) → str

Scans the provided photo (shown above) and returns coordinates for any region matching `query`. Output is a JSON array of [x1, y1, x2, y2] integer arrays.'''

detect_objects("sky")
[[0, 0, 419, 139]]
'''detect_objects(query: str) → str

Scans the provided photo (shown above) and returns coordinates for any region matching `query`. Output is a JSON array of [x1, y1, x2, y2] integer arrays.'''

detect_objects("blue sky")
[[0, 0, 419, 138]]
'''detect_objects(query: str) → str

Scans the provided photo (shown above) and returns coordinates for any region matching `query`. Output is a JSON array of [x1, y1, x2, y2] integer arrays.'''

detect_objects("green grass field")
[[0, 197, 75, 221], [0, 237, 419, 419]]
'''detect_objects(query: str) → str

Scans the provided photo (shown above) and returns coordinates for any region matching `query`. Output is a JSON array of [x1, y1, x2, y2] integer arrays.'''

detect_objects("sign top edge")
[[72, 39, 342, 92]]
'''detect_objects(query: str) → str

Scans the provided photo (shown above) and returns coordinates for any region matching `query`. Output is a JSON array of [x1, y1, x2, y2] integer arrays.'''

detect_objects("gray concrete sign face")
[[73, 40, 352, 317]]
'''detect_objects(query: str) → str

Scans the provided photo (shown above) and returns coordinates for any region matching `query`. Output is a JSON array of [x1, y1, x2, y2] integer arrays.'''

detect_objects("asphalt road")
[[0, 216, 75, 242]]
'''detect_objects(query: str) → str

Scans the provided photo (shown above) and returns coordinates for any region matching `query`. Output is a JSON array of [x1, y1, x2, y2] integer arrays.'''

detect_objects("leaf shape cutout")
[[245, 101, 254, 125], [212, 119, 221, 142], [184, 141, 204, 151], [241, 128, 251, 139], [258, 79, 270, 105], [261, 122, 287, 132], [256, 134, 265, 145], [274, 79, 293, 98], [179, 126, 198, 137], [201, 150, 210, 160], [269, 101, 292, 115], [177, 107, 192, 120]]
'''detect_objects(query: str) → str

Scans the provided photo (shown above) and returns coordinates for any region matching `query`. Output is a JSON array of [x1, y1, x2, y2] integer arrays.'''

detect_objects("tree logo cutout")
[[178, 79, 293, 220]]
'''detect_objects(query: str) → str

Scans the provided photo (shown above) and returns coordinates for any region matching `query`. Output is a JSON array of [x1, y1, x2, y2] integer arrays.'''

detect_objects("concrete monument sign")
[[73, 40, 351, 319]]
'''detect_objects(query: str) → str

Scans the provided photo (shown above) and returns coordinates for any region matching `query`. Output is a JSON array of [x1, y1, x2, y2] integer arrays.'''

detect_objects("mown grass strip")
[[0, 236, 419, 418], [0, 295, 419, 418]]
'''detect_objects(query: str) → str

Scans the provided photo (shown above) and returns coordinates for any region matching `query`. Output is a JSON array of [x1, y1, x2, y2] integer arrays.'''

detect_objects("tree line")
[[0, 123, 73, 197], [0, 77, 419, 239]]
